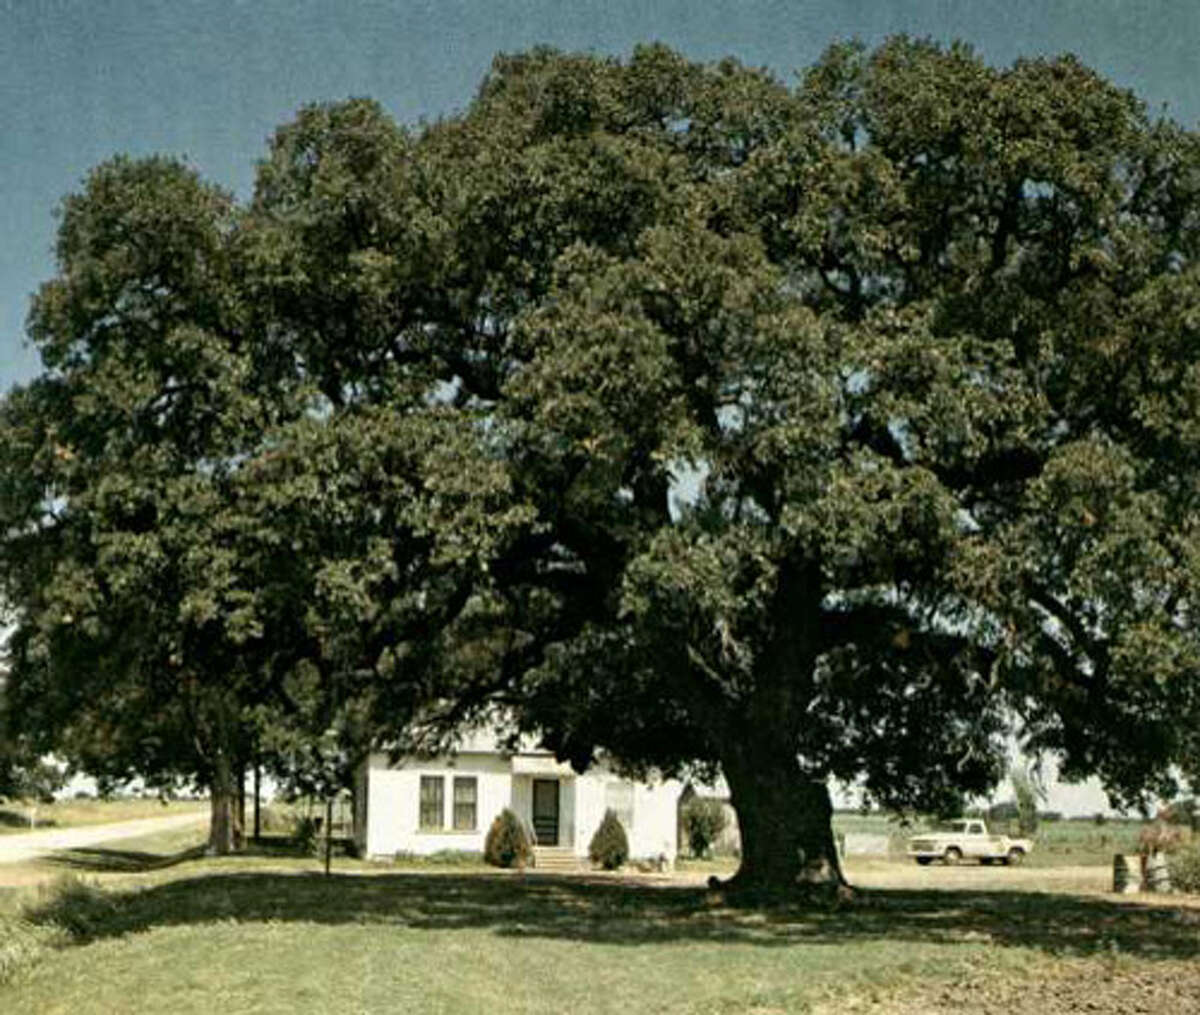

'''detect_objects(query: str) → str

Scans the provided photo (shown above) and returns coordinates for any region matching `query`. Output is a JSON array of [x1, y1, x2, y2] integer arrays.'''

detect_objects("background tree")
[[0, 148, 529, 851], [0, 157, 288, 851], [1010, 766, 1046, 837], [0, 667, 64, 804]]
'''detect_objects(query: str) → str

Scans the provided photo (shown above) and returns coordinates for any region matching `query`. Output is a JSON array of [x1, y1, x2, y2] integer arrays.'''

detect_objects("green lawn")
[[3, 832, 1199, 1014]]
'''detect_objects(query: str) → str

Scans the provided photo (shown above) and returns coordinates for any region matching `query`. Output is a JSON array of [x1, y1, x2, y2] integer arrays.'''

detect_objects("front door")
[[532, 779, 559, 846]]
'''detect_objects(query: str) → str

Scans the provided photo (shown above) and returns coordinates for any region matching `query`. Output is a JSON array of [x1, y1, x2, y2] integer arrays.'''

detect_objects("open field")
[[0, 798, 207, 835], [831, 813, 1150, 867], [3, 827, 1198, 1014]]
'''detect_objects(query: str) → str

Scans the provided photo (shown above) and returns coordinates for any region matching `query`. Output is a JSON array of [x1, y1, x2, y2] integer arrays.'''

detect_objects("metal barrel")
[[1113, 853, 1141, 893]]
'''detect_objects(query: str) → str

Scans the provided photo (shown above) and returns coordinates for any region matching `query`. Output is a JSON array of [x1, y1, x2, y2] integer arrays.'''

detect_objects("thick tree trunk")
[[707, 556, 844, 897], [207, 753, 244, 855], [720, 741, 846, 895]]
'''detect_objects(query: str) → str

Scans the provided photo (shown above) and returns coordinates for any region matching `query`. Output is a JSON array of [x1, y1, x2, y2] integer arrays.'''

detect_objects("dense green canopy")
[[2, 39, 1198, 883]]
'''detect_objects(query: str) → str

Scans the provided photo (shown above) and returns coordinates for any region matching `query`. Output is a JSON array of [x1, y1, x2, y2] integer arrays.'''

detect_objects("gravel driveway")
[[0, 812, 207, 865]]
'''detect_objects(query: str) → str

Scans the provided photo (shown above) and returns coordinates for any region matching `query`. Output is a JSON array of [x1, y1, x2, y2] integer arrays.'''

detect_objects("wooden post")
[[236, 762, 247, 849], [324, 797, 333, 876]]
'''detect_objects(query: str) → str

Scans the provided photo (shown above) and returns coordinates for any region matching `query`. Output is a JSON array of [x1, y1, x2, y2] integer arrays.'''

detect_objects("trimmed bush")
[[589, 808, 629, 870], [681, 797, 728, 858], [484, 808, 533, 869]]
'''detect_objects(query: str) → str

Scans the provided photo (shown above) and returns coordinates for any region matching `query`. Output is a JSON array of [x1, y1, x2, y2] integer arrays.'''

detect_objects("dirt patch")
[[847, 858, 1113, 893], [839, 959, 1200, 1014]]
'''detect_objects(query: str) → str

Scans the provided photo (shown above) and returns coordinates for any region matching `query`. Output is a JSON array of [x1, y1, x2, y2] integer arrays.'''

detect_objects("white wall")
[[574, 774, 606, 856], [364, 752, 512, 857], [630, 778, 683, 860], [511, 774, 532, 837], [366, 753, 683, 862], [574, 766, 682, 861]]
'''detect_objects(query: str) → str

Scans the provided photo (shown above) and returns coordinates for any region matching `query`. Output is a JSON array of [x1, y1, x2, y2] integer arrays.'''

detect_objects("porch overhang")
[[510, 755, 576, 777]]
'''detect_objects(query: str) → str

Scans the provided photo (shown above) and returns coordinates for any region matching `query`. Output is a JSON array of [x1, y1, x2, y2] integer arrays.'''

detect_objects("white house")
[[355, 728, 683, 866]]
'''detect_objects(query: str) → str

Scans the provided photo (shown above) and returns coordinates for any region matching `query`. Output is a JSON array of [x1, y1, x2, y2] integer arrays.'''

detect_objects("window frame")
[[419, 775, 445, 830], [452, 776, 478, 831]]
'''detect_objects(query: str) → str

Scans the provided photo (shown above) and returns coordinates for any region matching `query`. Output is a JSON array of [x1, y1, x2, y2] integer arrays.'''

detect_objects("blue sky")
[[3, 0, 1197, 813], [4, 1, 1199, 392]]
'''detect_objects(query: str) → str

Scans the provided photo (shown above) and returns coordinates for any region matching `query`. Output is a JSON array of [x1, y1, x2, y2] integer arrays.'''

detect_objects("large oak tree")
[[3, 40, 1199, 885]]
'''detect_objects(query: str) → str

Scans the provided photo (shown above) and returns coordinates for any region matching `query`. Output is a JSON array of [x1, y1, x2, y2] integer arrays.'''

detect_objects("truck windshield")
[[933, 821, 969, 833]]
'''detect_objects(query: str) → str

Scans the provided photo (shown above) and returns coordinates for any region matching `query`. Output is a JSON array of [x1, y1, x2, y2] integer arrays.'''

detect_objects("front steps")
[[532, 846, 582, 872]]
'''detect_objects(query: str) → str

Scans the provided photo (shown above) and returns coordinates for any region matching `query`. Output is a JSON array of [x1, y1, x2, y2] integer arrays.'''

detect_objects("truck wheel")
[[916, 857, 932, 866], [943, 847, 962, 866], [1005, 848, 1024, 866]]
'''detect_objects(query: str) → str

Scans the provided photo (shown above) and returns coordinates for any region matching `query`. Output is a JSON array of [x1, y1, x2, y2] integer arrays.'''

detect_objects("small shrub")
[[291, 815, 321, 855], [426, 849, 483, 865], [987, 800, 1020, 823], [589, 808, 629, 870], [484, 808, 532, 868], [681, 797, 728, 858], [1168, 841, 1200, 894], [393, 849, 484, 867], [24, 877, 118, 943]]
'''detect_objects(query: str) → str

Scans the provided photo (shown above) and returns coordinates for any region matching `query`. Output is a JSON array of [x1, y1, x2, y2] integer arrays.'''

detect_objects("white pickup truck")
[[906, 819, 1033, 866]]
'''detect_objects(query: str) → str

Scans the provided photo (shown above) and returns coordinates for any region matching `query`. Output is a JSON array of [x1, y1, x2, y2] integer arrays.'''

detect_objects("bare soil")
[[846, 958, 1200, 1014]]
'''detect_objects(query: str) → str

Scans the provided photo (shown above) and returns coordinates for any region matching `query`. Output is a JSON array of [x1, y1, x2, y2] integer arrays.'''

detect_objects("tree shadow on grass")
[[37, 833, 316, 875], [39, 844, 207, 874], [22, 866, 1200, 962]]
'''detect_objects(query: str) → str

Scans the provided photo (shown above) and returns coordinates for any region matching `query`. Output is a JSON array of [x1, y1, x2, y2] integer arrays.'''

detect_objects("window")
[[419, 775, 444, 829], [453, 777, 478, 830]]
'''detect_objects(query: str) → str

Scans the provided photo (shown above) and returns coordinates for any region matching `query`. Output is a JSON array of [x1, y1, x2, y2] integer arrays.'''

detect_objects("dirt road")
[[0, 811, 207, 865]]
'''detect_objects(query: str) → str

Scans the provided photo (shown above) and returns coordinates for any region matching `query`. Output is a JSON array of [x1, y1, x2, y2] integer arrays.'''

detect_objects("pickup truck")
[[906, 819, 1033, 866]]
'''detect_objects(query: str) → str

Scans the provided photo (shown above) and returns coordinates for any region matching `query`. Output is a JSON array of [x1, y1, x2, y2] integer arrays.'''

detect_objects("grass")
[[0, 797, 207, 835], [2, 831, 1199, 1014]]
